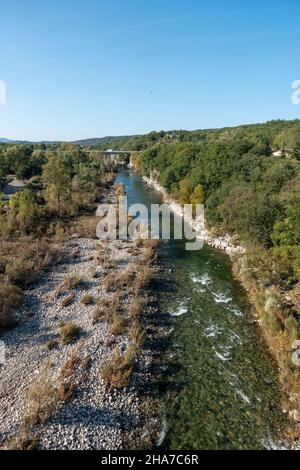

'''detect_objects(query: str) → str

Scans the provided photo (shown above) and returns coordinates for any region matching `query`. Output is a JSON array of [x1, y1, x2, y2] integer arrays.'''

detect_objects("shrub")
[[74, 216, 98, 239], [61, 273, 83, 291], [35, 241, 62, 271], [100, 346, 135, 389], [61, 293, 75, 307], [58, 321, 80, 345], [5, 260, 37, 288], [0, 283, 23, 330], [81, 293, 95, 305]]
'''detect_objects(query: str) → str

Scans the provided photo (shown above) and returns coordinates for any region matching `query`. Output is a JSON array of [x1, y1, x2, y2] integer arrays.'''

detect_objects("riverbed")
[[115, 167, 286, 450]]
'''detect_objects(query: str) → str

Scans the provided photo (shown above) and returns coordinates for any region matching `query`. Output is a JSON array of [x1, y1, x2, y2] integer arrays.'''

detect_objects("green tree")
[[42, 153, 74, 216], [6, 189, 39, 233]]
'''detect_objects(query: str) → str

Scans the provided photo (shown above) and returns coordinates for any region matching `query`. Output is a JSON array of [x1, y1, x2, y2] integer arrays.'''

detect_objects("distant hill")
[[0, 135, 139, 148], [73, 135, 138, 148], [0, 137, 32, 144]]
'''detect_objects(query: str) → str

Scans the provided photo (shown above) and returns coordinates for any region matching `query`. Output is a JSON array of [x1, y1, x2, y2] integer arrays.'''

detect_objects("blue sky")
[[0, 0, 300, 141]]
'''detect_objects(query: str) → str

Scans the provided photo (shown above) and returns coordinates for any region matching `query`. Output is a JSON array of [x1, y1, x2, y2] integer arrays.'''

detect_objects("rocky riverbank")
[[142, 174, 244, 255], [0, 187, 162, 450]]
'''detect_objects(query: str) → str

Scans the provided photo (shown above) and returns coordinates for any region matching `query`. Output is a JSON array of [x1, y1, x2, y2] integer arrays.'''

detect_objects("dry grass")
[[60, 347, 81, 381], [60, 273, 83, 291], [102, 259, 117, 271], [103, 273, 116, 292], [129, 297, 147, 319], [91, 305, 105, 324], [0, 238, 63, 275], [89, 267, 100, 278], [143, 247, 157, 263], [58, 321, 80, 345], [135, 237, 144, 247], [132, 265, 153, 295], [115, 270, 133, 289], [100, 346, 135, 389], [2, 428, 40, 450], [58, 345, 82, 401], [58, 381, 77, 402], [143, 239, 162, 249], [81, 293, 95, 305], [23, 373, 59, 427], [129, 321, 144, 348], [45, 339, 58, 350], [109, 313, 126, 336], [80, 355, 91, 371], [61, 293, 75, 307], [94, 251, 108, 265], [4, 353, 84, 447], [106, 292, 121, 318]]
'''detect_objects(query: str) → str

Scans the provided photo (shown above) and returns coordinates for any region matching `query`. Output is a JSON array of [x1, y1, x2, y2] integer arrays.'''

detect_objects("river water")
[[115, 167, 286, 450]]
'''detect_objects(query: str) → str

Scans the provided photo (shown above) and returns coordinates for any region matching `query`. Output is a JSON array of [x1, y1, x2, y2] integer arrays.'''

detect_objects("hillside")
[[73, 135, 138, 148]]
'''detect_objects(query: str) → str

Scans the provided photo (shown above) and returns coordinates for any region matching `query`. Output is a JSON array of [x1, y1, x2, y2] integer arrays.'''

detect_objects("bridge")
[[103, 149, 131, 164]]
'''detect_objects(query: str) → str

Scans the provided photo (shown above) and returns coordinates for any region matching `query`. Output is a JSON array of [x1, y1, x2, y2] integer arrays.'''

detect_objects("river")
[[115, 167, 286, 450]]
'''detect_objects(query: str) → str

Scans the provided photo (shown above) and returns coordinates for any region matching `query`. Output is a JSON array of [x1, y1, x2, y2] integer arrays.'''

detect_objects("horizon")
[[1, 117, 300, 143], [0, 0, 300, 141]]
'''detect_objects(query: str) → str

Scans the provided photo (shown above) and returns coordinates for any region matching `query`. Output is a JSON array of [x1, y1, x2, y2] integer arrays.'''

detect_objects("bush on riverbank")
[[5, 260, 37, 288], [0, 283, 23, 330], [100, 346, 136, 389]]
